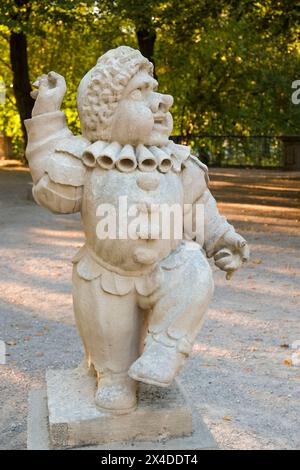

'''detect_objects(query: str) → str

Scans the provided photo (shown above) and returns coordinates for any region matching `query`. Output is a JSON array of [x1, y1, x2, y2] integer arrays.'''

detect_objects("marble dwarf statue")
[[25, 46, 249, 414]]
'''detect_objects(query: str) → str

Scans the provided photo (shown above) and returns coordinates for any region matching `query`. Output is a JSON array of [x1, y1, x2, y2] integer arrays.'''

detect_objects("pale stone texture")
[[24, 46, 249, 417], [46, 368, 192, 448], [27, 389, 49, 450], [27, 384, 218, 450]]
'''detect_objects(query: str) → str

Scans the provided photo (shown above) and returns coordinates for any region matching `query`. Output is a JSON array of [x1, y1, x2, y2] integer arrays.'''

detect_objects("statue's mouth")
[[153, 113, 168, 129], [154, 114, 165, 122]]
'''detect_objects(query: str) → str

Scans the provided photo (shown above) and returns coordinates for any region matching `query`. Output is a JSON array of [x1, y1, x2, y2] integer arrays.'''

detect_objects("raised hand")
[[31, 71, 67, 117], [213, 230, 250, 280]]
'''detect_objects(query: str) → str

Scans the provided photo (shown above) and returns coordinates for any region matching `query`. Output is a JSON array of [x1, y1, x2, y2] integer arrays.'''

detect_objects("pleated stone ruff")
[[81, 140, 190, 174]]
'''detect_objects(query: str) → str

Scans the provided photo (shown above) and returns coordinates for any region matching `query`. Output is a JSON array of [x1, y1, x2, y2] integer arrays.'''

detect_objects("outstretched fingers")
[[224, 231, 250, 262], [31, 74, 48, 99], [240, 242, 250, 262], [48, 71, 66, 93], [216, 255, 242, 273], [30, 89, 38, 100]]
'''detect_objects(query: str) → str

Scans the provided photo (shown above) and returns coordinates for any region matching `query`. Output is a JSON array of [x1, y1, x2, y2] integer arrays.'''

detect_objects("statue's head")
[[77, 46, 173, 146]]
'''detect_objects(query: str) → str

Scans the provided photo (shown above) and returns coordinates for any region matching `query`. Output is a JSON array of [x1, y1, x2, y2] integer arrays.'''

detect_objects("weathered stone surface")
[[27, 388, 50, 450], [27, 386, 218, 450], [25, 45, 249, 417], [46, 368, 193, 449]]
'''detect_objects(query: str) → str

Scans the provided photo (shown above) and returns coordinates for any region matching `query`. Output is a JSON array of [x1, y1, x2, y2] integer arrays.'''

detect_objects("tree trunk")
[[136, 28, 157, 78], [9, 31, 34, 158]]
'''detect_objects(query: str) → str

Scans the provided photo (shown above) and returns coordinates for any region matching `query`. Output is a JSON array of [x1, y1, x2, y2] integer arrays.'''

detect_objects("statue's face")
[[110, 69, 173, 146]]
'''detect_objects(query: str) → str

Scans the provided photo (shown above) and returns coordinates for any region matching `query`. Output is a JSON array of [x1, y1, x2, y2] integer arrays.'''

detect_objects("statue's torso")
[[81, 168, 184, 273]]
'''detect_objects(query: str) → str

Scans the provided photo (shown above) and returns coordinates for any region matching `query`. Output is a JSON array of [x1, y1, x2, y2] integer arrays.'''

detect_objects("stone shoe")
[[128, 339, 187, 387], [95, 373, 137, 414]]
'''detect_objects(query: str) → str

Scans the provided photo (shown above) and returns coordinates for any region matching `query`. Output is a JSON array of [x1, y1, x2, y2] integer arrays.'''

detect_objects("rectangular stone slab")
[[27, 387, 218, 450], [27, 388, 50, 450], [46, 368, 193, 449]]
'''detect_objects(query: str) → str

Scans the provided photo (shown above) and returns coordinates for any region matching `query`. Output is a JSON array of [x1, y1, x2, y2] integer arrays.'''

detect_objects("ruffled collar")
[[81, 140, 190, 174]]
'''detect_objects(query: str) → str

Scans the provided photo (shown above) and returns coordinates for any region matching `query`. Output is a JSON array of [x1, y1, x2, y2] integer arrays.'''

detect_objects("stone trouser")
[[72, 242, 214, 413]]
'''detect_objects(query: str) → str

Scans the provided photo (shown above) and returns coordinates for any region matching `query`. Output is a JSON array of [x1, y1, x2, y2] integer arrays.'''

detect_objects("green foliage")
[[0, 0, 299, 163], [0, 0, 134, 154], [155, 0, 300, 140], [0, 24, 23, 155]]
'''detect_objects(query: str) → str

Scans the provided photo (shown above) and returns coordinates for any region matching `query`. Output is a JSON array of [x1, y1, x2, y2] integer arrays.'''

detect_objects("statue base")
[[27, 368, 218, 450]]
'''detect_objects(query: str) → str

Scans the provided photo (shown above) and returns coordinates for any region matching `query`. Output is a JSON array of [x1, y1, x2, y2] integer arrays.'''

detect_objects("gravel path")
[[0, 166, 299, 450]]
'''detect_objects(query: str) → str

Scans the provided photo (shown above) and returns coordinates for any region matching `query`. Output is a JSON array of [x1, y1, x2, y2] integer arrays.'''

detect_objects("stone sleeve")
[[24, 111, 73, 183], [200, 190, 234, 257], [182, 157, 234, 256], [24, 111, 85, 214]]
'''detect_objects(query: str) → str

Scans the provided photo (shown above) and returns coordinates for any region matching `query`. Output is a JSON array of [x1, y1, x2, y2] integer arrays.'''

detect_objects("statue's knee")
[[194, 267, 214, 305]]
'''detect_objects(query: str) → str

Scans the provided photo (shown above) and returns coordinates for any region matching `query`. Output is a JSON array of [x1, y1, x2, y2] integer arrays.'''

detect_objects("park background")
[[0, 0, 300, 450], [0, 0, 300, 167]]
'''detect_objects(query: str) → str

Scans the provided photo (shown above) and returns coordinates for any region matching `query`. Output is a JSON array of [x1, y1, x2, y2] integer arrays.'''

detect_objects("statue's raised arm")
[[25, 72, 87, 214], [31, 71, 67, 119]]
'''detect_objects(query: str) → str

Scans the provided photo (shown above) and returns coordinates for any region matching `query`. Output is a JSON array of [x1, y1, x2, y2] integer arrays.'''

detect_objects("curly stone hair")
[[77, 46, 153, 142]]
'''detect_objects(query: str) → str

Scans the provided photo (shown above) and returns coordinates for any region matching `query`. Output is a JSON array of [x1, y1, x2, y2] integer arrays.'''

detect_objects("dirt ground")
[[0, 166, 299, 450]]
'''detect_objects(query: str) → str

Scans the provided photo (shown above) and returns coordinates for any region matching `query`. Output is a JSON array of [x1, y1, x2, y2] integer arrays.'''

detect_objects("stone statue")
[[25, 46, 249, 415]]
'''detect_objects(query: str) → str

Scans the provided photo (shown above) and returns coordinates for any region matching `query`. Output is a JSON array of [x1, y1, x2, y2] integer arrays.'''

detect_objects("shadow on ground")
[[0, 167, 299, 449]]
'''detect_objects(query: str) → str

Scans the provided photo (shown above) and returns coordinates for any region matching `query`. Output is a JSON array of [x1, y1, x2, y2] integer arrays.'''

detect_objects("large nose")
[[149, 92, 173, 114]]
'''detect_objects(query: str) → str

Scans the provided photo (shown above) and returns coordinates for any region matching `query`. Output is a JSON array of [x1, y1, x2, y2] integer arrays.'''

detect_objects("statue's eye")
[[130, 89, 143, 100]]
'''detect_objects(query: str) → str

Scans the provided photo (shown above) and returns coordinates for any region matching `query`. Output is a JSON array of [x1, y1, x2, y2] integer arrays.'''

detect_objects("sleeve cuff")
[[24, 111, 68, 142]]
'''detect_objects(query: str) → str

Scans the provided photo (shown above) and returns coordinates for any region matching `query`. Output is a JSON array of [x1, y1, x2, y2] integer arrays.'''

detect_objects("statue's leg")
[[72, 266, 142, 413], [129, 244, 214, 387]]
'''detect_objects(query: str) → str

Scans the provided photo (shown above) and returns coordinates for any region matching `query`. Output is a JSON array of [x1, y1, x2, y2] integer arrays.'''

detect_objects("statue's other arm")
[[182, 157, 249, 276], [24, 72, 87, 214]]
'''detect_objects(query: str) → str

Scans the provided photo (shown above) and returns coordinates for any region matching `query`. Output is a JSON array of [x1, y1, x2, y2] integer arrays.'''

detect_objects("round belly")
[[81, 168, 184, 273]]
